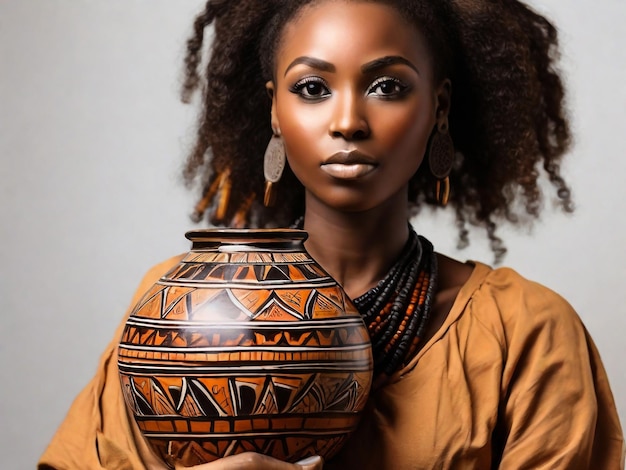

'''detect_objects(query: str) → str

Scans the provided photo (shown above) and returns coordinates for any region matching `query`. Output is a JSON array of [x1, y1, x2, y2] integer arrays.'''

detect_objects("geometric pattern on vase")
[[118, 231, 373, 467]]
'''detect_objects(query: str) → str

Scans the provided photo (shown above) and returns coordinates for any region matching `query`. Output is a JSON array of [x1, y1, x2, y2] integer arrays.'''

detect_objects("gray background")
[[1, 1, 624, 468]]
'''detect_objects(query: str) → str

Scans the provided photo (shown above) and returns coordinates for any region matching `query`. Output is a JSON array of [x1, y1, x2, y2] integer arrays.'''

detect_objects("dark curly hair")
[[180, 0, 573, 262]]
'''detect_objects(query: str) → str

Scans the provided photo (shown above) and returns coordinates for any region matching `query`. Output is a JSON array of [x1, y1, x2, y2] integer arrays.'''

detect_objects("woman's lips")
[[321, 163, 377, 179], [321, 151, 378, 180]]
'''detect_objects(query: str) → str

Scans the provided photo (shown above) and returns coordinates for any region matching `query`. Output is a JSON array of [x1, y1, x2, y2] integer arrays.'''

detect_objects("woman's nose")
[[328, 92, 370, 140]]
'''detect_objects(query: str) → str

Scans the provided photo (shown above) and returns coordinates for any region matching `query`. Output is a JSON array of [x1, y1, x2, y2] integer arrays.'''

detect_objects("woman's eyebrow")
[[284, 57, 336, 76], [361, 56, 419, 75]]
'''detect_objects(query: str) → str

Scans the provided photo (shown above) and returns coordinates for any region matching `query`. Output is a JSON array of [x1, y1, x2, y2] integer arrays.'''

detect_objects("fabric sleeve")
[[485, 270, 625, 469], [38, 255, 184, 470]]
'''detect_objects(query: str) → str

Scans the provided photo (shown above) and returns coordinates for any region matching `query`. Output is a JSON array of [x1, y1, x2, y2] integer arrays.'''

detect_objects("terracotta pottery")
[[118, 229, 373, 467]]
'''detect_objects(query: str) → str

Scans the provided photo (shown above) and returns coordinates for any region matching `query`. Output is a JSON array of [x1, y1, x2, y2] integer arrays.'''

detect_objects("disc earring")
[[263, 134, 286, 207], [428, 120, 454, 206]]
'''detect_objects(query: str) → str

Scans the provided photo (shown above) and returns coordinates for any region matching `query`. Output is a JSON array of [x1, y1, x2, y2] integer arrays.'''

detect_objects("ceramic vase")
[[118, 229, 373, 467]]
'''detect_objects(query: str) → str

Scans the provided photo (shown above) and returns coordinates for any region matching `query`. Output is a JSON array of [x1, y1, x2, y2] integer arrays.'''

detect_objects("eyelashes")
[[289, 76, 410, 101], [289, 77, 331, 100], [368, 77, 409, 98]]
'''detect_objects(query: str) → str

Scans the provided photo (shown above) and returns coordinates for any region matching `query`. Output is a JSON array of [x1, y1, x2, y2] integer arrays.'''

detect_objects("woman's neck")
[[302, 191, 411, 299]]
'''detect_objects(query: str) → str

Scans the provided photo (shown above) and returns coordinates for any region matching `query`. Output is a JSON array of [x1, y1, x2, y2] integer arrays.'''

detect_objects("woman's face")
[[268, 0, 449, 214]]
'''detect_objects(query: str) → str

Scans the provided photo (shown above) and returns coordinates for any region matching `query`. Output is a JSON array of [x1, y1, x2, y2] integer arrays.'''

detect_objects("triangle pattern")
[[130, 283, 165, 317], [229, 289, 304, 320], [188, 289, 248, 322]]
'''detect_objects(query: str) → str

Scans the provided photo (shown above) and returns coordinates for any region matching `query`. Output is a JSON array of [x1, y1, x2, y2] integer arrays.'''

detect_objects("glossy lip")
[[321, 150, 378, 180]]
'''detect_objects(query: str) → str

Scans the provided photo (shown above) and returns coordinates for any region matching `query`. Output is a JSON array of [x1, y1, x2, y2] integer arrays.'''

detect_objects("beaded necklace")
[[352, 227, 437, 377], [292, 218, 438, 379]]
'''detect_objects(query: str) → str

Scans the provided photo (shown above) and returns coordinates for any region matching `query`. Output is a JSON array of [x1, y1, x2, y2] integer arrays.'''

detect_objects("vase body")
[[118, 229, 373, 467]]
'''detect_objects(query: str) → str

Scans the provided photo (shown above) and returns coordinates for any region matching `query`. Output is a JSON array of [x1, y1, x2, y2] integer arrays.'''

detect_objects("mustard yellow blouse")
[[39, 257, 625, 469]]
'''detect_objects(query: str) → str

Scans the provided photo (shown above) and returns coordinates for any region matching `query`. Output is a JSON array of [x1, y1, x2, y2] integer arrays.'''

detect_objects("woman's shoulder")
[[467, 261, 576, 314], [137, 253, 185, 283], [144, 253, 186, 278], [129, 254, 187, 298], [454, 261, 585, 348]]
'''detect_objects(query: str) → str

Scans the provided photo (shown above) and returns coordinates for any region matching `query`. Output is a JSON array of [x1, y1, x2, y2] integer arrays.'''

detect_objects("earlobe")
[[435, 79, 452, 124], [265, 80, 275, 99], [266, 80, 281, 135]]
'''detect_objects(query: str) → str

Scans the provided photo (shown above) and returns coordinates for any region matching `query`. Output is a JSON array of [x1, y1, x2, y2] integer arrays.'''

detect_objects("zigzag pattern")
[[129, 282, 354, 322], [120, 371, 370, 465], [119, 245, 373, 466]]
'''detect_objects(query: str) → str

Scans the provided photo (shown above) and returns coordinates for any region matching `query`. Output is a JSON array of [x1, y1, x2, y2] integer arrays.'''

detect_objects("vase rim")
[[185, 228, 308, 244]]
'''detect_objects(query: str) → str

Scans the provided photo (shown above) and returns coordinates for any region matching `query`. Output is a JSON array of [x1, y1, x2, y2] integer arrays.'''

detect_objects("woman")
[[39, 0, 624, 468]]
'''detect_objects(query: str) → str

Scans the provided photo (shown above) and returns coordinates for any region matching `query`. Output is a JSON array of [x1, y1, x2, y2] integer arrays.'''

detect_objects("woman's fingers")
[[182, 452, 323, 470], [295, 455, 324, 470]]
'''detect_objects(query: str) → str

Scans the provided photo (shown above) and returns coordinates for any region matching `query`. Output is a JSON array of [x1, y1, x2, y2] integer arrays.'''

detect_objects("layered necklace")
[[293, 218, 438, 378], [352, 227, 437, 377]]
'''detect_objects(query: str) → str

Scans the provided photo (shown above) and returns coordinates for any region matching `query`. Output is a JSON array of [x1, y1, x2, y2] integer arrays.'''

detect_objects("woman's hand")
[[180, 453, 323, 470]]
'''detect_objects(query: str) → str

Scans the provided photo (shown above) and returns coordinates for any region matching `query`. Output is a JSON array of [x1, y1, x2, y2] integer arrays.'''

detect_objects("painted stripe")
[[124, 317, 364, 329], [156, 280, 336, 289], [117, 361, 372, 375], [118, 343, 370, 354]]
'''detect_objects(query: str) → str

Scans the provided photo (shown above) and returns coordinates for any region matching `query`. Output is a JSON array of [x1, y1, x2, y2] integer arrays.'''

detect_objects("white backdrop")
[[1, 1, 624, 468]]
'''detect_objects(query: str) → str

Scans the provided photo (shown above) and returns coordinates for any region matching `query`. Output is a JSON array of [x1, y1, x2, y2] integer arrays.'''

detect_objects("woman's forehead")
[[275, 1, 428, 69]]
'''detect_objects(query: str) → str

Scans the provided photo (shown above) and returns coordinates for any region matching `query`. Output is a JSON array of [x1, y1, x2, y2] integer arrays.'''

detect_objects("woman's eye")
[[368, 77, 408, 98], [290, 78, 330, 100]]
